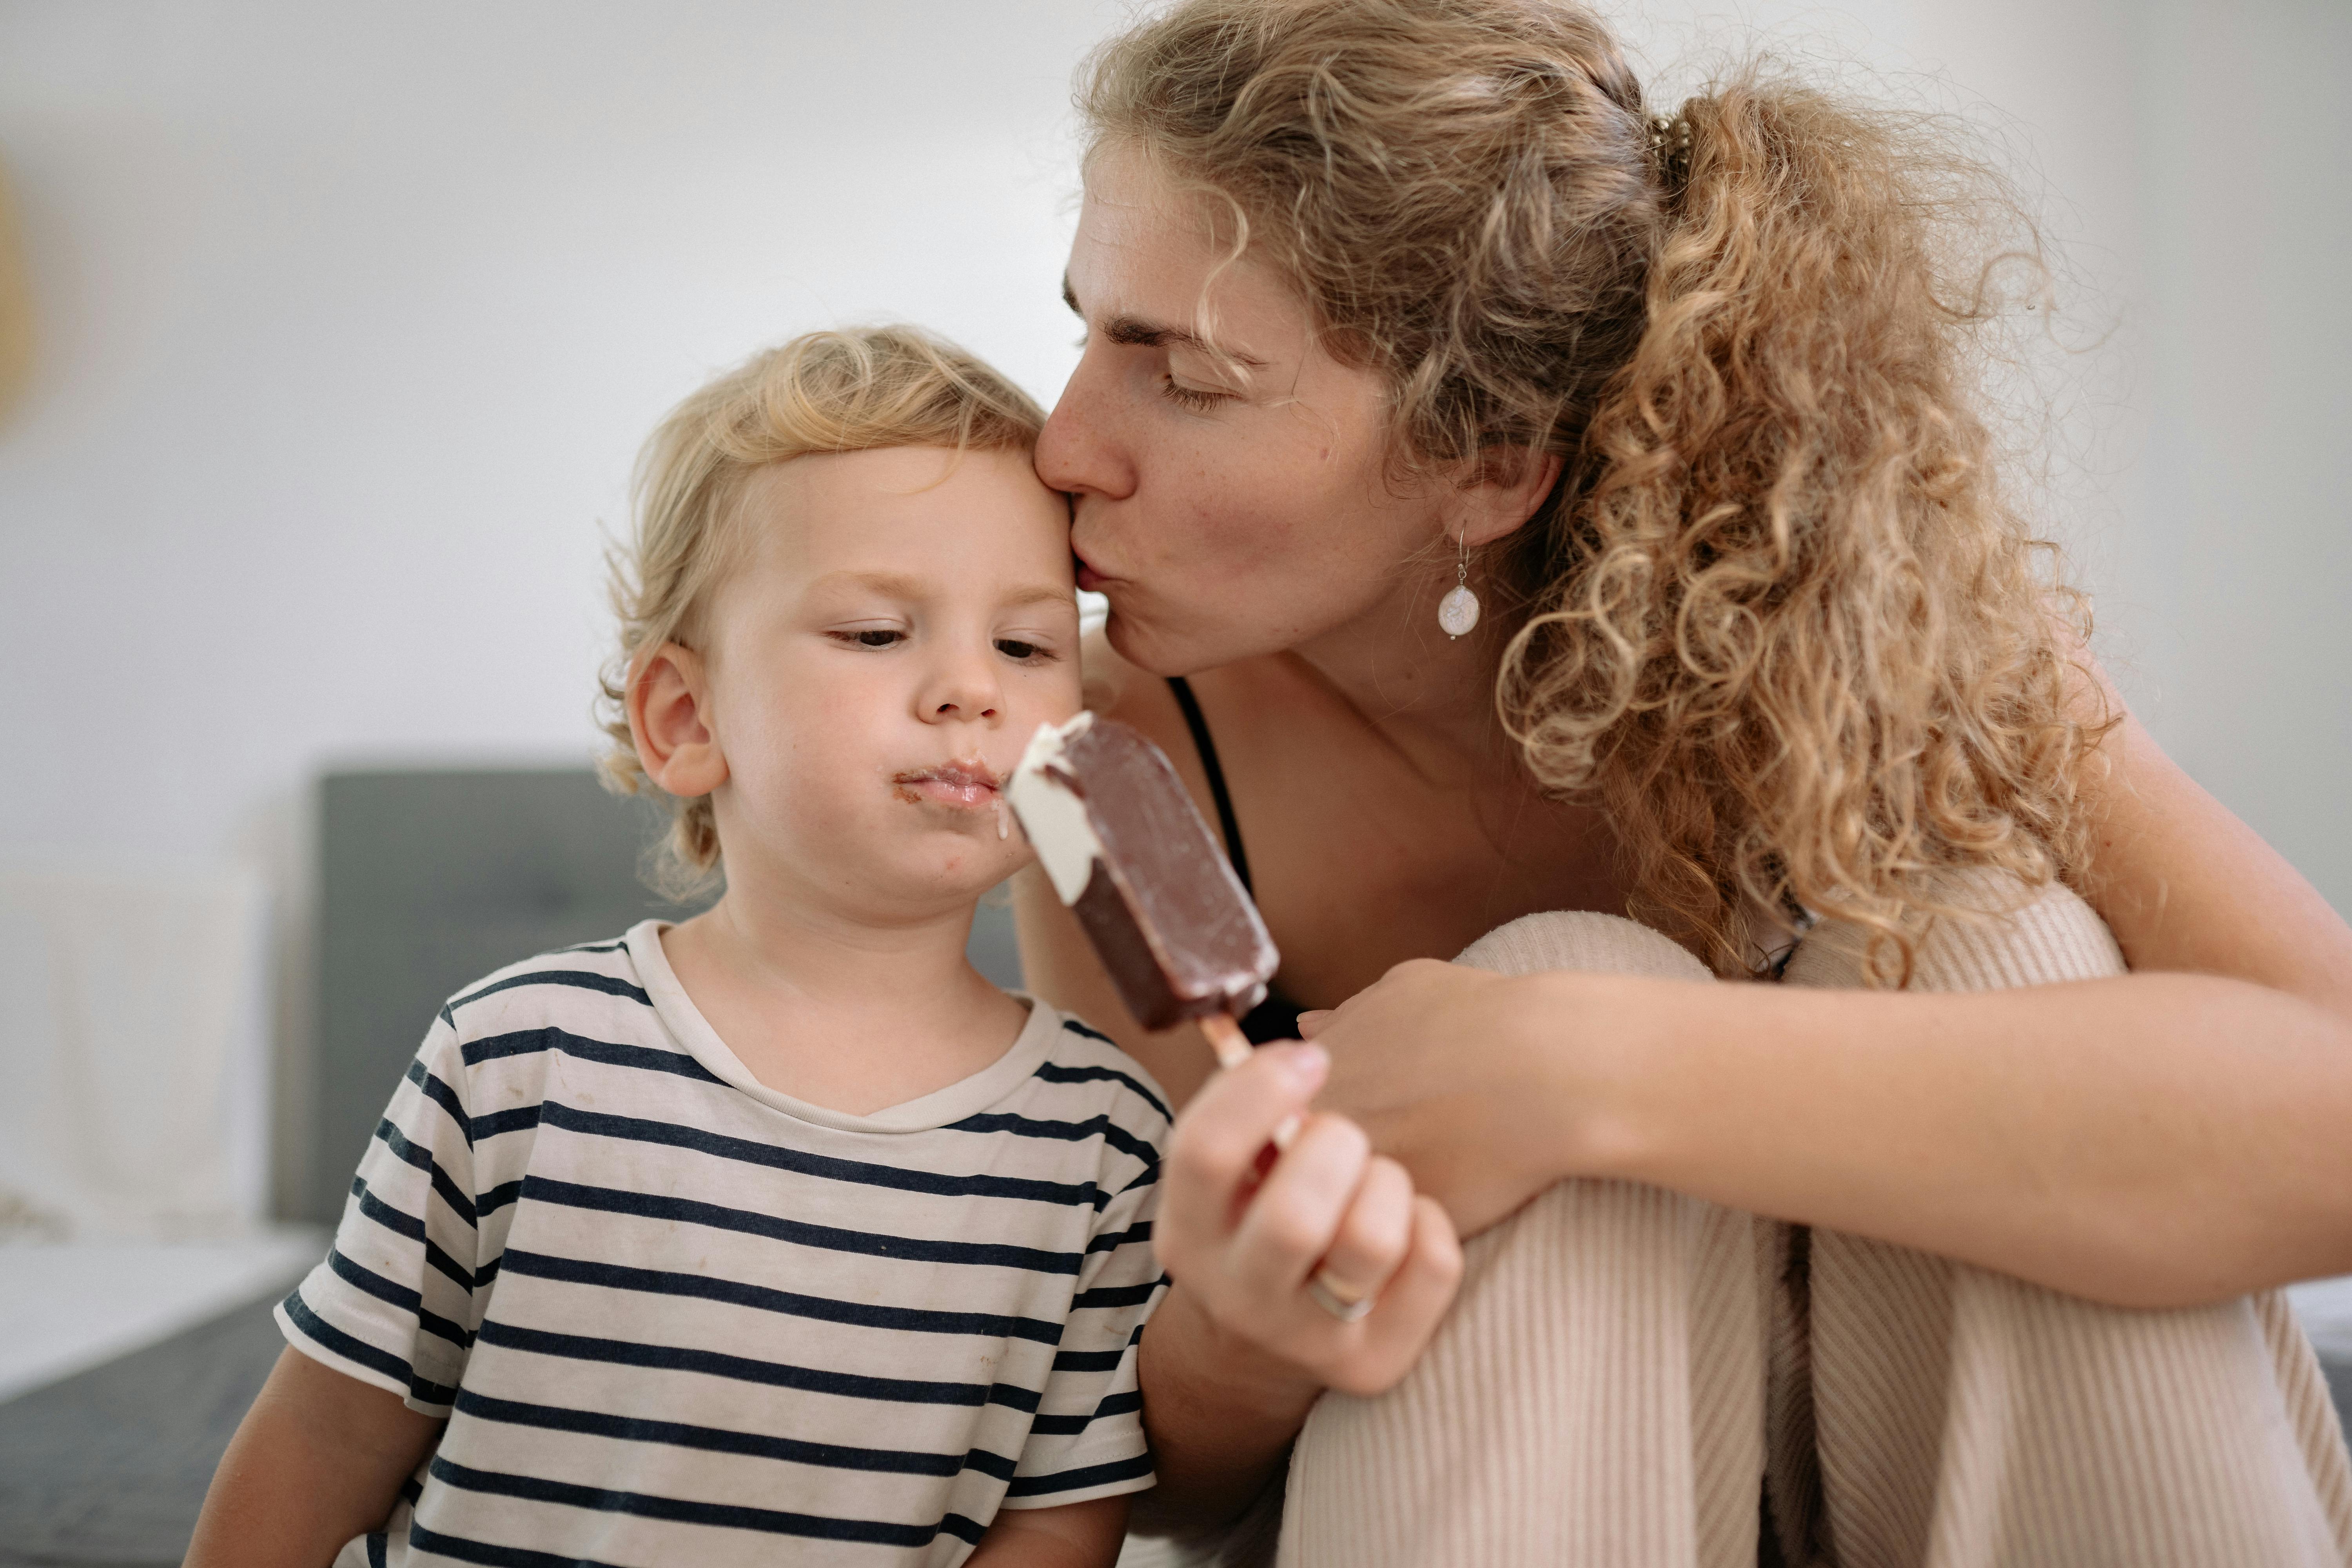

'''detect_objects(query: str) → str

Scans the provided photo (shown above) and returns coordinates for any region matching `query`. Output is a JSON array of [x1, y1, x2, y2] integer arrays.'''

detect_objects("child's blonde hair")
[[597, 325, 1047, 891]]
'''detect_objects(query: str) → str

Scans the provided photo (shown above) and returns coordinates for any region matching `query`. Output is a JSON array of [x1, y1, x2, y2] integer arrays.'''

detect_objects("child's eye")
[[994, 637, 1056, 663], [833, 628, 904, 650], [1158, 376, 1230, 412]]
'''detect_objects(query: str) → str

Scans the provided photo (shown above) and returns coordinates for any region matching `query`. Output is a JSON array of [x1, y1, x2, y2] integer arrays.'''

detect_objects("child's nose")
[[920, 651, 1004, 724]]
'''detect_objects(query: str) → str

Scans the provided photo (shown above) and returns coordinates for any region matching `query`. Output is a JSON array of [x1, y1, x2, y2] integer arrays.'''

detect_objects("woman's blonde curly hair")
[[1081, 0, 2114, 982], [597, 326, 1046, 895]]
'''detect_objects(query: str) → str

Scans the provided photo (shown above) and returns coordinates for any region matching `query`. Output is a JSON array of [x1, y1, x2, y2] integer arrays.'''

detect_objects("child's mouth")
[[892, 762, 1003, 810]]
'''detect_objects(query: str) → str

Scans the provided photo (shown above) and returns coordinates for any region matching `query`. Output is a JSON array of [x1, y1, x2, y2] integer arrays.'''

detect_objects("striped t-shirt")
[[279, 920, 1171, 1567]]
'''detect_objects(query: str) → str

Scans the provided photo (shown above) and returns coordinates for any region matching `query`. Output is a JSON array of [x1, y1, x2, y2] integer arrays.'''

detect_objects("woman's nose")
[[1035, 350, 1135, 501]]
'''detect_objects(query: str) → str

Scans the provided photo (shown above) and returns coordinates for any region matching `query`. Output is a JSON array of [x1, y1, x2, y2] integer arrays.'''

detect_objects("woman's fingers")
[[1332, 1195, 1465, 1398], [1295, 1008, 1334, 1038], [1157, 1043, 1328, 1262], [1313, 1154, 1414, 1306], [1228, 1112, 1370, 1300], [1152, 1039, 1469, 1398]]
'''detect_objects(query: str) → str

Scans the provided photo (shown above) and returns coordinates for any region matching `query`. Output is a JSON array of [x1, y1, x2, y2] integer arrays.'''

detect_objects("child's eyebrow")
[[810, 570, 930, 601], [1001, 584, 1080, 612], [1062, 274, 1268, 370]]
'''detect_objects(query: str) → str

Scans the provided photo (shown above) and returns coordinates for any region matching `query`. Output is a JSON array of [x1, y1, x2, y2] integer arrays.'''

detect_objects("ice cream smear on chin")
[[1007, 712, 1279, 1033]]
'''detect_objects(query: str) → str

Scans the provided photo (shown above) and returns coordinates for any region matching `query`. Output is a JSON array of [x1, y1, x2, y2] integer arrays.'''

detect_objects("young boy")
[[189, 327, 1169, 1567]]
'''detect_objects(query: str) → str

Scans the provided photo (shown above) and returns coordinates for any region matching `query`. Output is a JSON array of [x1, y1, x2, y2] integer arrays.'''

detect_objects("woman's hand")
[[1301, 959, 1630, 1239], [1153, 1040, 1464, 1399]]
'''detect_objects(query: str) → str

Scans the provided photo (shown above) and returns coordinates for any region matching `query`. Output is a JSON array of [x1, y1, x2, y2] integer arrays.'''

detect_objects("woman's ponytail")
[[1506, 73, 2107, 977]]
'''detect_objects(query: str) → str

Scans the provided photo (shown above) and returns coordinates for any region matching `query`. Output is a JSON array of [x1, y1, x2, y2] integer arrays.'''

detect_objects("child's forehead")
[[734, 445, 1072, 591]]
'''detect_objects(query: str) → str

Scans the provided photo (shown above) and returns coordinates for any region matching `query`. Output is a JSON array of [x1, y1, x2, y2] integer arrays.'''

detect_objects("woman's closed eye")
[[1159, 375, 1231, 412]]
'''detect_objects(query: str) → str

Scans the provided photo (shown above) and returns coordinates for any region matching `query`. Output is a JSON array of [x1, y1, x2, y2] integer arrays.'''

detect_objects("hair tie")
[[1648, 111, 1694, 195]]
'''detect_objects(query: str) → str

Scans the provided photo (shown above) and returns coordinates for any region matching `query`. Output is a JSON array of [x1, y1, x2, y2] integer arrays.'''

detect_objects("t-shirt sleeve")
[[275, 1015, 486, 1416], [999, 1131, 1169, 1509]]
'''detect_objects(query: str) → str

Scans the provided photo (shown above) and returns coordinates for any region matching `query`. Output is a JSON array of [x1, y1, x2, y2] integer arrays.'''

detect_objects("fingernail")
[[1276, 1042, 1328, 1086]]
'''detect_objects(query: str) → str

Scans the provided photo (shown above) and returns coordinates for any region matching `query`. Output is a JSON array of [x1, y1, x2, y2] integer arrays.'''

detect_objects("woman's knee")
[[1454, 910, 1713, 983]]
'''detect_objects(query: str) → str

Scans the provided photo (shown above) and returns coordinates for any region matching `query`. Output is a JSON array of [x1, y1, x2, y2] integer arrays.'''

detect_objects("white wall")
[[1, 3, 2345, 1208]]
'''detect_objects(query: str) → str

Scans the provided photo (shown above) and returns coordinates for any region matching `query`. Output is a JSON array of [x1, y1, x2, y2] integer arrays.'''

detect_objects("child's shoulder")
[[428, 923, 664, 1054], [1018, 1001, 1176, 1143]]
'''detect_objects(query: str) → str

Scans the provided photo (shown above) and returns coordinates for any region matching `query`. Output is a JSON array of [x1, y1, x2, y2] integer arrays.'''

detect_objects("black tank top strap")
[[1164, 677, 1305, 1044], [1165, 675, 1254, 895]]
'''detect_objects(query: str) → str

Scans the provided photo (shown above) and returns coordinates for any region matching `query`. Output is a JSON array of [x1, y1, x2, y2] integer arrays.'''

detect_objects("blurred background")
[[0, 2, 2345, 1562]]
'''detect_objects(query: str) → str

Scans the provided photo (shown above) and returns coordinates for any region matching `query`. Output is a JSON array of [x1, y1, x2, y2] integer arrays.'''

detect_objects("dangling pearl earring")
[[1437, 531, 1481, 639]]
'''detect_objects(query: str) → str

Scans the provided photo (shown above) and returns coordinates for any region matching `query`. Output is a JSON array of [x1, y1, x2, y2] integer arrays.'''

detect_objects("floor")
[[0, 1269, 2345, 1567]]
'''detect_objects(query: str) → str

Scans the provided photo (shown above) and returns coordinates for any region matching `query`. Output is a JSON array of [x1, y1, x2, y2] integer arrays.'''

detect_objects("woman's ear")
[[1454, 445, 1564, 548], [629, 643, 728, 799]]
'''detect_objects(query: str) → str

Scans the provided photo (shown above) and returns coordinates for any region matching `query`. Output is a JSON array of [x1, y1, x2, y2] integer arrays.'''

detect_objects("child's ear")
[[629, 643, 728, 799]]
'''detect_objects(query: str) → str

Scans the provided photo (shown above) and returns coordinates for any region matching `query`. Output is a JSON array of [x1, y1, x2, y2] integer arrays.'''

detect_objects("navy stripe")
[[1050, 1347, 1128, 1373], [944, 1110, 1159, 1170], [554, 938, 629, 954], [280, 1288, 457, 1406], [1086, 1220, 1152, 1254], [406, 1060, 473, 1148], [325, 1248, 472, 1350], [472, 1318, 1042, 1411], [1071, 1277, 1165, 1310], [1029, 1387, 1142, 1436], [1036, 1052, 1173, 1122], [366, 1532, 388, 1568], [473, 1105, 542, 1142], [376, 1117, 429, 1172], [455, 1389, 1017, 1480], [428, 1455, 946, 1544], [406, 1523, 626, 1567], [374, 1119, 477, 1227], [539, 1100, 1111, 1211], [350, 1176, 475, 1292], [448, 969, 653, 1014], [1004, 1449, 1156, 1498], [499, 1247, 1065, 1344], [408, 1500, 994, 1555], [479, 1178, 526, 1218], [463, 1026, 722, 1086], [523, 1175, 1085, 1275]]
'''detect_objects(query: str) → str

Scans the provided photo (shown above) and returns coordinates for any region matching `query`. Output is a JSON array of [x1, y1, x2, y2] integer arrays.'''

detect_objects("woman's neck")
[[1290, 573, 1527, 791]]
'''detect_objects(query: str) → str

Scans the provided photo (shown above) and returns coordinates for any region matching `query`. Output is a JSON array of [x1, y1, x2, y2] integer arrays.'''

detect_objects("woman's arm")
[[1307, 699, 2352, 1309], [187, 1347, 443, 1567], [2075, 701, 2352, 1020]]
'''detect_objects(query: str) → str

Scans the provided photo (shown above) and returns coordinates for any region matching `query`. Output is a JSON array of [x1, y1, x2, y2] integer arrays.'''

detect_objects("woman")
[[1013, 0, 2352, 1563]]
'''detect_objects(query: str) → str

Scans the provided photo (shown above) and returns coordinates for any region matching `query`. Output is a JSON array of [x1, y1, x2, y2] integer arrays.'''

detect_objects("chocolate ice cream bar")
[[1009, 712, 1278, 1066]]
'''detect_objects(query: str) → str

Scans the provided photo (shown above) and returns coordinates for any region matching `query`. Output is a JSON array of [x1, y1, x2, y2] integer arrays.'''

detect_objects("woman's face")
[[1037, 147, 1446, 676]]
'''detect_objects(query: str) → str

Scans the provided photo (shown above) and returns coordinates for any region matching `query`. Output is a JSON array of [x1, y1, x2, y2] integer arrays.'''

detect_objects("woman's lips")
[[893, 762, 1002, 809]]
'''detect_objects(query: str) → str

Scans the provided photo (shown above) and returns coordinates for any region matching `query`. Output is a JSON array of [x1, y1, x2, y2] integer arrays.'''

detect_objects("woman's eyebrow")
[[1062, 274, 1267, 369]]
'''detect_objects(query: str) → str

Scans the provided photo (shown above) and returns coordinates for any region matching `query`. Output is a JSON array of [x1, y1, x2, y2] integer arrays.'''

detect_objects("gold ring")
[[1306, 1269, 1374, 1323]]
